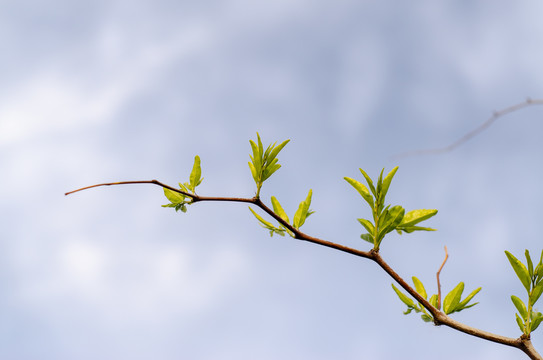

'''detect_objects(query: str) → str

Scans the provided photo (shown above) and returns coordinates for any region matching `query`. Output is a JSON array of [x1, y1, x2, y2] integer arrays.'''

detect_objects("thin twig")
[[436, 246, 449, 310], [65, 181, 542, 360], [393, 98, 543, 159]]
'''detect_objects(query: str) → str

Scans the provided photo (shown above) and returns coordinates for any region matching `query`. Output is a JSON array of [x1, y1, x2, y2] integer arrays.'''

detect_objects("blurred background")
[[1, 1, 543, 359]]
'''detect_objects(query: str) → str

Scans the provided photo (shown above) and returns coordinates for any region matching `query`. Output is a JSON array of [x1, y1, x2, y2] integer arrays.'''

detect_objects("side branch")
[[394, 98, 543, 159]]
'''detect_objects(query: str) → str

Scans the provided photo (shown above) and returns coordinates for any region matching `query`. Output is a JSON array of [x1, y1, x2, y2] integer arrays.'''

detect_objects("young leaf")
[[526, 250, 534, 278], [505, 251, 531, 293], [360, 233, 374, 243], [412, 277, 427, 299], [429, 294, 439, 309], [398, 209, 438, 228], [376, 168, 384, 197], [516, 313, 526, 333], [391, 284, 415, 309], [359, 168, 377, 197], [511, 295, 528, 319], [357, 218, 375, 235], [396, 226, 437, 234], [456, 287, 482, 311], [380, 166, 398, 201], [344, 177, 374, 208], [189, 155, 202, 192], [266, 139, 290, 167], [249, 207, 275, 229], [443, 282, 464, 315], [531, 281, 543, 306], [163, 187, 185, 204], [293, 189, 313, 229], [531, 312, 543, 332], [420, 314, 433, 323], [271, 196, 290, 224], [381, 205, 405, 234]]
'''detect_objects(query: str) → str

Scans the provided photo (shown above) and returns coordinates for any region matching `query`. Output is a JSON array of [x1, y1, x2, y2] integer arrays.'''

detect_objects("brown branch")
[[436, 246, 449, 310], [65, 181, 542, 360], [393, 98, 543, 159]]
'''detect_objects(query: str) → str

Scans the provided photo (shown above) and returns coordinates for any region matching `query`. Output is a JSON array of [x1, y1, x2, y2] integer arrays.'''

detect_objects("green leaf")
[[357, 218, 375, 234], [399, 209, 438, 227], [266, 139, 290, 167], [391, 283, 415, 309], [429, 294, 439, 309], [516, 313, 526, 332], [511, 295, 528, 319], [359, 168, 377, 197], [443, 282, 464, 315], [163, 187, 185, 203], [396, 225, 437, 234], [531, 312, 543, 332], [293, 189, 313, 229], [344, 177, 374, 208], [380, 166, 398, 201], [526, 250, 534, 278], [271, 196, 289, 224], [420, 314, 433, 322], [360, 233, 374, 243], [505, 251, 532, 293], [376, 168, 384, 197], [189, 155, 202, 192], [249, 207, 275, 229], [412, 277, 427, 299], [382, 205, 405, 234], [456, 287, 482, 310], [531, 281, 543, 306]]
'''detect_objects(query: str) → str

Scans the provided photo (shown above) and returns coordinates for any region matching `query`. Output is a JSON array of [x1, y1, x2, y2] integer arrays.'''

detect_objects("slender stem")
[[65, 180, 542, 360], [436, 246, 449, 310]]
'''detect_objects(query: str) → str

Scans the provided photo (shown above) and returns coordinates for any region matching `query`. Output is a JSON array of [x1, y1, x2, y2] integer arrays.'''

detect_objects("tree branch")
[[65, 181, 542, 360], [393, 98, 543, 159]]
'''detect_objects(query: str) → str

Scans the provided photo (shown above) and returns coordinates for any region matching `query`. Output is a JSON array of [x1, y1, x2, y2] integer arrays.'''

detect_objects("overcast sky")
[[2, 1, 543, 359]]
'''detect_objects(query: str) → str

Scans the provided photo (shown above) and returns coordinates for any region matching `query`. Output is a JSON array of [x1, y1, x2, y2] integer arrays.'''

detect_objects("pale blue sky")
[[1, 1, 543, 359]]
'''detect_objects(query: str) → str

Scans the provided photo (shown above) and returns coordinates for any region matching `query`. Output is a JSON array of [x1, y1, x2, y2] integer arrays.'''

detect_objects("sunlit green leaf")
[[359, 168, 377, 197], [357, 218, 374, 234], [412, 277, 427, 299], [505, 251, 531, 293], [189, 155, 202, 192], [382, 205, 405, 234], [429, 294, 439, 309], [267, 139, 290, 166], [163, 187, 185, 203], [399, 209, 438, 227], [396, 225, 437, 233], [531, 282, 543, 306], [456, 287, 482, 311], [526, 250, 534, 278], [511, 295, 528, 319], [271, 196, 289, 224], [380, 166, 398, 201], [443, 282, 464, 314], [516, 313, 526, 332], [249, 207, 275, 229], [376, 168, 384, 197], [293, 189, 313, 229], [531, 312, 543, 332], [344, 177, 374, 208], [391, 283, 415, 308]]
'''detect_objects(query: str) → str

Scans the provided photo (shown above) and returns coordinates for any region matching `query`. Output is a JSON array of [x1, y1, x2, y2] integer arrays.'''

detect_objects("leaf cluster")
[[162, 155, 203, 212], [392, 277, 481, 322], [506, 250, 543, 335], [344, 167, 437, 250], [248, 133, 290, 198], [249, 190, 314, 237]]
